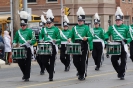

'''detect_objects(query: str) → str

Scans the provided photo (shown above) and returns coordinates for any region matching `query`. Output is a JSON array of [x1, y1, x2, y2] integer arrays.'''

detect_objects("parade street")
[[0, 54, 133, 88]]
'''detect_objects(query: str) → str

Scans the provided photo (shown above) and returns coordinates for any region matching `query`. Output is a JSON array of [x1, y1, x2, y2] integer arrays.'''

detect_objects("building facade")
[[0, 0, 117, 30], [116, 0, 133, 25]]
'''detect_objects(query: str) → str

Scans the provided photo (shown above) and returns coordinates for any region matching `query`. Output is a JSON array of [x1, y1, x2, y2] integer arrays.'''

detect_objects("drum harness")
[[129, 26, 133, 40], [112, 25, 130, 58], [90, 28, 105, 53], [74, 26, 90, 50], [44, 28, 58, 53], [18, 30, 35, 59]]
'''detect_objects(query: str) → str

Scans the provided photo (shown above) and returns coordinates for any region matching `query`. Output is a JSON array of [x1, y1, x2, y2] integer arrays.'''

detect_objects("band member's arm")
[[101, 28, 105, 40], [126, 26, 132, 44], [68, 27, 74, 42], [39, 28, 44, 42], [104, 26, 112, 41], [53, 27, 61, 44], [86, 26, 93, 51], [29, 30, 36, 45]]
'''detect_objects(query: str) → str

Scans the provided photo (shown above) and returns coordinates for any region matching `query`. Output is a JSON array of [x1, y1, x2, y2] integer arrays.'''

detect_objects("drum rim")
[[66, 43, 81, 45], [38, 43, 51, 44], [107, 42, 121, 45], [12, 47, 25, 49]]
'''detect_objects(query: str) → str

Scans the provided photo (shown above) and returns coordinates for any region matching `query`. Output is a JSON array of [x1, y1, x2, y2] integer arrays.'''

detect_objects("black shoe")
[[40, 71, 44, 75], [79, 76, 85, 81], [78, 75, 81, 80], [49, 78, 53, 81], [120, 77, 124, 80], [24, 79, 29, 82], [95, 67, 99, 71]]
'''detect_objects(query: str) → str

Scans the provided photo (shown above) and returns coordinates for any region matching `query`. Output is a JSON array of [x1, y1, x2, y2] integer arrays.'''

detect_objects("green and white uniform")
[[39, 26, 61, 45], [13, 28, 36, 45], [105, 24, 131, 78], [129, 24, 133, 62], [39, 26, 61, 80], [60, 29, 71, 71], [13, 28, 36, 80], [92, 27, 105, 69], [69, 24, 93, 78]]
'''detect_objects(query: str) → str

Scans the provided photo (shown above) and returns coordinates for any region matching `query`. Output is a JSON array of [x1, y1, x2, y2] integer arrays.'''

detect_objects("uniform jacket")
[[69, 24, 93, 50]]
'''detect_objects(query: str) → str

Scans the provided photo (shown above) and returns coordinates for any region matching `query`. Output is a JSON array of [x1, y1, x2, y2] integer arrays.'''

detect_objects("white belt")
[[61, 41, 68, 44], [93, 39, 101, 42]]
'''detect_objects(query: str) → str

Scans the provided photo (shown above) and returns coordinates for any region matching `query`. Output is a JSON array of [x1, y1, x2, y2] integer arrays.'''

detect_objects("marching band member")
[[36, 15, 46, 75], [13, 11, 36, 81], [39, 9, 61, 81], [104, 7, 131, 80], [68, 7, 93, 80], [60, 15, 71, 72], [129, 21, 133, 62], [91, 13, 105, 71]]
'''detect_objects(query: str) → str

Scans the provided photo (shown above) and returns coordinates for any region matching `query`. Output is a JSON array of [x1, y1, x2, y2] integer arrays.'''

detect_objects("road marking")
[[17, 69, 133, 88]]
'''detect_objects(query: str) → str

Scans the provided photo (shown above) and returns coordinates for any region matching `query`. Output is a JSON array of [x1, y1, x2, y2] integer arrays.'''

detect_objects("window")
[[128, 0, 132, 2], [124, 16, 130, 25], [47, 0, 58, 2], [28, 0, 36, 3], [46, 0, 58, 3], [122, 0, 125, 2]]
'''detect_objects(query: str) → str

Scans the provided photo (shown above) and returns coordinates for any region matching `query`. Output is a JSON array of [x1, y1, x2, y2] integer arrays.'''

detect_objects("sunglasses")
[[47, 23, 51, 24], [21, 25, 26, 27]]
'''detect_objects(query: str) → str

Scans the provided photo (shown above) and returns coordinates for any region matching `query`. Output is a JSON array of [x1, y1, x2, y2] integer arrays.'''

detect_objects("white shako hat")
[[77, 7, 85, 21], [45, 9, 54, 23], [18, 11, 30, 25], [115, 7, 124, 20], [94, 13, 100, 24], [40, 15, 46, 26], [63, 15, 69, 27]]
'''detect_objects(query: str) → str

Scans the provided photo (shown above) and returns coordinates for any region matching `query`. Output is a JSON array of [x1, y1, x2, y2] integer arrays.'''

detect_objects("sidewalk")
[[0, 60, 38, 69]]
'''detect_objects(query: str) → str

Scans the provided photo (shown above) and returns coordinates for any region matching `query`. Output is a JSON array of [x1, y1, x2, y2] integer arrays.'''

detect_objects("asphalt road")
[[0, 54, 133, 88]]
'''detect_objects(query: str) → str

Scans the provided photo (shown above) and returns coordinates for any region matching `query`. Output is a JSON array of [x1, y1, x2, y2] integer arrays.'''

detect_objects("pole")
[[61, 0, 63, 28], [12, 0, 20, 36], [23, 0, 28, 11], [10, 0, 13, 40]]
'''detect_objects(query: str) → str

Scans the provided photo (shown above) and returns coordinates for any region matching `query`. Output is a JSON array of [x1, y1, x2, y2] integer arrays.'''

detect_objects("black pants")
[[92, 42, 103, 68], [36, 55, 45, 73], [111, 42, 127, 77], [17, 48, 31, 79], [130, 40, 133, 62], [60, 44, 70, 68], [41, 45, 56, 79], [73, 40, 88, 77]]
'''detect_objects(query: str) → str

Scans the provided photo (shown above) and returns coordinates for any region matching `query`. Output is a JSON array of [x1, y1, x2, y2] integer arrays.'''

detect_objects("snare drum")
[[12, 47, 27, 59], [66, 43, 82, 55], [37, 43, 52, 55], [106, 42, 121, 55]]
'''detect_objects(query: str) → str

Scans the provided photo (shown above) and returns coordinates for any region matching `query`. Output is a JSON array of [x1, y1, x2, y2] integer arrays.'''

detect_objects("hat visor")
[[20, 23, 27, 26], [115, 19, 122, 21], [63, 25, 68, 27], [94, 22, 99, 24], [78, 19, 84, 21]]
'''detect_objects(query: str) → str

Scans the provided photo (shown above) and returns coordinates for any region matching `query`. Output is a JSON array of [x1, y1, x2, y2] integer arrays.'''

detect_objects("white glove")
[[27, 40, 31, 44], [13, 43, 17, 47], [39, 40, 44, 43]]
